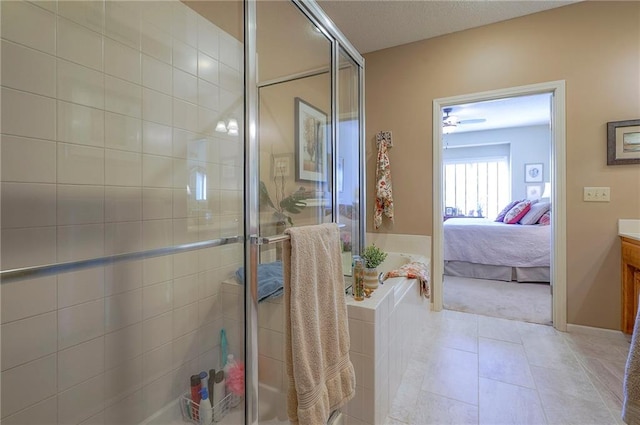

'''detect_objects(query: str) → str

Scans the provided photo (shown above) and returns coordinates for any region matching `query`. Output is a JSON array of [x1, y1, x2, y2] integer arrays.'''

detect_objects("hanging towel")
[[382, 261, 431, 298], [374, 136, 394, 229], [623, 304, 640, 424], [283, 223, 356, 425]]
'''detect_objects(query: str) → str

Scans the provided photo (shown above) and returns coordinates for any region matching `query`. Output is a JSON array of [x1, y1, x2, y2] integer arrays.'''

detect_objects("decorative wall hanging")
[[295, 97, 328, 182], [607, 119, 640, 165]]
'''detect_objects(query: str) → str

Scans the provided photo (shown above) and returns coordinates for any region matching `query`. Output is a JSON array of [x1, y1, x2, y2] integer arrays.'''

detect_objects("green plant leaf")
[[259, 181, 275, 210]]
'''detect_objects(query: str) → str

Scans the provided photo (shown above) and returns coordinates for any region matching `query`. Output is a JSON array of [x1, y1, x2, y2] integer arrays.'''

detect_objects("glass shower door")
[[0, 1, 245, 424]]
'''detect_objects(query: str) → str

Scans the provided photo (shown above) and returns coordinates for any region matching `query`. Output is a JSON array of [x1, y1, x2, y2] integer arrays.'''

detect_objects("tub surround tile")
[[58, 373, 105, 425], [1, 0, 56, 54], [58, 337, 105, 391], [57, 16, 103, 71], [1, 395, 57, 425], [58, 299, 105, 350], [57, 101, 106, 147], [1, 39, 56, 97], [1, 276, 57, 324], [1, 136, 57, 183], [1, 87, 56, 140], [58, 267, 105, 309], [1, 311, 58, 371], [57, 59, 104, 109], [1, 354, 57, 419]]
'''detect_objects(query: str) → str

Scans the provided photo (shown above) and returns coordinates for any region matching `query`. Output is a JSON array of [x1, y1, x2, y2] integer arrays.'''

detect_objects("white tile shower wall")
[[0, 1, 244, 424], [344, 279, 428, 425]]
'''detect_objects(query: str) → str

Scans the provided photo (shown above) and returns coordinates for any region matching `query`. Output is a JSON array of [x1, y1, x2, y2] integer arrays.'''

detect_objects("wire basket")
[[180, 391, 243, 424]]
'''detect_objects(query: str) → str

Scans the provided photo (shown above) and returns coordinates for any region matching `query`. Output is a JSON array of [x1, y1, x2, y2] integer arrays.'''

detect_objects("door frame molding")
[[432, 80, 567, 331]]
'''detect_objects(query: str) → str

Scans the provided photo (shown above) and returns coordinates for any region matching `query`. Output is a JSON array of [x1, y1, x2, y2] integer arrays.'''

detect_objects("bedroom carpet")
[[443, 275, 552, 325]]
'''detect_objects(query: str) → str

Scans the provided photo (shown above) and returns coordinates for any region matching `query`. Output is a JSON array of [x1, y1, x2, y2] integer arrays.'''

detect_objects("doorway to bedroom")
[[432, 81, 567, 329]]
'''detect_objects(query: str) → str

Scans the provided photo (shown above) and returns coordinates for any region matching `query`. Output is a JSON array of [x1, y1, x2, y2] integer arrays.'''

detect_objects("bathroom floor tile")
[[386, 308, 629, 425]]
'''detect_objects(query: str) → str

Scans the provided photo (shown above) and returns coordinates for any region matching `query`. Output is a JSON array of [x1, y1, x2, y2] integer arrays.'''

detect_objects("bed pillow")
[[538, 211, 551, 225], [519, 202, 550, 225], [503, 200, 531, 224], [495, 200, 521, 222]]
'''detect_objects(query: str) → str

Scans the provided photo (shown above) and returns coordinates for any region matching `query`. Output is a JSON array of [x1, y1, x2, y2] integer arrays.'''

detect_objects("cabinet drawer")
[[623, 241, 640, 268]]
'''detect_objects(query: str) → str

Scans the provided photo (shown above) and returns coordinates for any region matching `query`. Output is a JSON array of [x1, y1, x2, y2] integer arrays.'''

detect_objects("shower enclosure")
[[0, 0, 363, 424]]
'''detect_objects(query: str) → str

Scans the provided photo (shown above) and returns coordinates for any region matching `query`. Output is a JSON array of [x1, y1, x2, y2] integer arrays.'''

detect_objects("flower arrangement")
[[361, 244, 387, 269]]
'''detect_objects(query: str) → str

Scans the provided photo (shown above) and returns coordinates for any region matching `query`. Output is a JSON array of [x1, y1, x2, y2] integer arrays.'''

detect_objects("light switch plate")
[[584, 187, 610, 202]]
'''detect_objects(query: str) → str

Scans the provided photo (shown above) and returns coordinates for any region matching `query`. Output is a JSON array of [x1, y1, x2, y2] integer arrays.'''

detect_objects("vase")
[[363, 267, 379, 289]]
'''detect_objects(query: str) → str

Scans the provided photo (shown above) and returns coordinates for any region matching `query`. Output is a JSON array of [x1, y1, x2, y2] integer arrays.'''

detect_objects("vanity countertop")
[[619, 219, 640, 242]]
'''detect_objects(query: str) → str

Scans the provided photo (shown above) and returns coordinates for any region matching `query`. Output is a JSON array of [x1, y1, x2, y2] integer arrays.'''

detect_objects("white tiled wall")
[[0, 1, 244, 424], [343, 274, 429, 425]]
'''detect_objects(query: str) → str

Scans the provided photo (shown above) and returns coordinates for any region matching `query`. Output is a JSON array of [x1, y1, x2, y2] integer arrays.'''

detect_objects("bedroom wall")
[[363, 1, 640, 330], [444, 125, 551, 204]]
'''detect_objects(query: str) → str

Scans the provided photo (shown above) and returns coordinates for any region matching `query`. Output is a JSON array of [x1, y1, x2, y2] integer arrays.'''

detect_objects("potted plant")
[[360, 244, 387, 289]]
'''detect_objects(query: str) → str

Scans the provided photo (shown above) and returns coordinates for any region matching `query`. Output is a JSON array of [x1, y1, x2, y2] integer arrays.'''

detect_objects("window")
[[444, 156, 510, 219]]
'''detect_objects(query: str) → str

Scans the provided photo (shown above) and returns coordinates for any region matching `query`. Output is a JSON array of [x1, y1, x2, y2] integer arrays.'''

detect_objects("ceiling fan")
[[442, 107, 486, 132]]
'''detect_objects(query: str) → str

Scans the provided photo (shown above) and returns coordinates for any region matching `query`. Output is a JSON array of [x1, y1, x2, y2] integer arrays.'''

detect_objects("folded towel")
[[624, 304, 640, 424], [382, 261, 431, 298], [284, 223, 356, 425], [235, 261, 283, 302]]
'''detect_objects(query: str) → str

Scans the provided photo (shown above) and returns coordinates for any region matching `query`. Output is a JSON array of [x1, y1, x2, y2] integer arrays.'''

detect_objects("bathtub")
[[343, 250, 430, 424], [221, 236, 431, 425]]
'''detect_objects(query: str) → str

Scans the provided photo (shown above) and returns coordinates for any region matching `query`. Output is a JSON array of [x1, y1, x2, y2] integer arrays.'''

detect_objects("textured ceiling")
[[317, 0, 577, 54]]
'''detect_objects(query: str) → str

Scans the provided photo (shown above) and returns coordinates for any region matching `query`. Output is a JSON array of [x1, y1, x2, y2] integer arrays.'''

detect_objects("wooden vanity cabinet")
[[622, 236, 640, 334]]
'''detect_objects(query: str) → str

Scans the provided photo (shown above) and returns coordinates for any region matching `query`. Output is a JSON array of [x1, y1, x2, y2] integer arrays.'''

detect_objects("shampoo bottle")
[[199, 387, 213, 425]]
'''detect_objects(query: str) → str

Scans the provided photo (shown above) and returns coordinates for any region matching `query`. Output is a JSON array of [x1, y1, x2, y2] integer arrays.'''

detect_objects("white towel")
[[283, 223, 356, 425], [624, 304, 640, 424]]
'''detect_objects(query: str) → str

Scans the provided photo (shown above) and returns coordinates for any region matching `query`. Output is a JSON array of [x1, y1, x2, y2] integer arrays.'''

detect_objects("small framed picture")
[[525, 163, 543, 183], [607, 119, 640, 165], [295, 97, 328, 183], [526, 185, 542, 200]]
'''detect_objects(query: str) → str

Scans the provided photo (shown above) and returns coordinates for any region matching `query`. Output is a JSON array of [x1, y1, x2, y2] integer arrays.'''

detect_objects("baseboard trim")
[[566, 323, 628, 341]]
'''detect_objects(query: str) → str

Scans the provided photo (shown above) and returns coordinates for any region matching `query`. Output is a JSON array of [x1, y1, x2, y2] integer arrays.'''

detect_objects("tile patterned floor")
[[383, 309, 631, 425]]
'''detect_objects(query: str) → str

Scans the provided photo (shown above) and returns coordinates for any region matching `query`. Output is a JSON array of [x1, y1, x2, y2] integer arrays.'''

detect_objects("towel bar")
[[0, 236, 241, 283], [257, 224, 346, 245]]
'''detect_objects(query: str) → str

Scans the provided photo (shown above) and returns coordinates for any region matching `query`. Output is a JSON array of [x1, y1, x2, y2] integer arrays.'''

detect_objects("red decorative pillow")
[[495, 200, 522, 222], [538, 211, 551, 225], [503, 200, 531, 224]]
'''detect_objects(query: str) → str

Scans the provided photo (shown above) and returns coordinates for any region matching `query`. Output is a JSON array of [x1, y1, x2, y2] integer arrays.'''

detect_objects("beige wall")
[[364, 1, 640, 329]]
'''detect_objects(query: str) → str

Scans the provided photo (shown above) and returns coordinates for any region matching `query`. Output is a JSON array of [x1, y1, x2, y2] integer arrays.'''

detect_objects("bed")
[[443, 217, 551, 282]]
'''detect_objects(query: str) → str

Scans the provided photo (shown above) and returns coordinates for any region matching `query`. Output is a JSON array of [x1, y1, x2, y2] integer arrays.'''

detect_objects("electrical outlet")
[[584, 187, 610, 202]]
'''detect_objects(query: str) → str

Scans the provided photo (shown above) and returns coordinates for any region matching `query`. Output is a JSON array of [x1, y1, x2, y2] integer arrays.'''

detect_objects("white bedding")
[[443, 218, 551, 268]]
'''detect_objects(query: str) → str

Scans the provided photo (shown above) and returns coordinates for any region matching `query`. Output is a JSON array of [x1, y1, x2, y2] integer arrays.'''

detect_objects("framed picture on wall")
[[607, 119, 640, 165], [295, 97, 328, 183], [524, 163, 543, 183], [526, 185, 542, 200]]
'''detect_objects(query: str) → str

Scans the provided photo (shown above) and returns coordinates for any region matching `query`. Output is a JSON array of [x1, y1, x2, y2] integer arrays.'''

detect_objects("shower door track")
[[0, 236, 242, 283]]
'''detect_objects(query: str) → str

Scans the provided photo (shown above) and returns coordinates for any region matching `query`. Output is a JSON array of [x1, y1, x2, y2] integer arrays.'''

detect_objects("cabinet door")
[[635, 269, 640, 323]]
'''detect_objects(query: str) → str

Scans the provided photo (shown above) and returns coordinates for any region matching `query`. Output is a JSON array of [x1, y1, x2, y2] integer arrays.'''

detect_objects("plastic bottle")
[[353, 257, 365, 301], [212, 370, 225, 422], [199, 387, 213, 425], [190, 375, 201, 421], [224, 354, 237, 375]]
